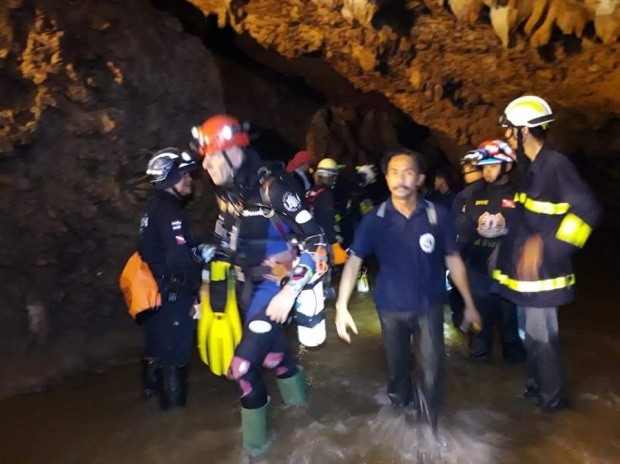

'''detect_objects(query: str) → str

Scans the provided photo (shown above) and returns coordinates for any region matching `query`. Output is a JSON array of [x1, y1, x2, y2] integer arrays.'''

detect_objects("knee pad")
[[228, 356, 268, 408], [228, 356, 252, 381]]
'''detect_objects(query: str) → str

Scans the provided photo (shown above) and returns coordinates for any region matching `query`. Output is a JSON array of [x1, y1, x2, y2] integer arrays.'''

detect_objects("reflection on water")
[[1, 259, 620, 463]]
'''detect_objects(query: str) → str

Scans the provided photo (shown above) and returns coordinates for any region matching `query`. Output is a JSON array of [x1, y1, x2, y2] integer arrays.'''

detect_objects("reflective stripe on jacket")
[[494, 144, 601, 307]]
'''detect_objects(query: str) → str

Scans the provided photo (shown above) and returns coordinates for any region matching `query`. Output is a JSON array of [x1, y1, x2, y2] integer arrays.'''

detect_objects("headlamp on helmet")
[[191, 114, 250, 157]]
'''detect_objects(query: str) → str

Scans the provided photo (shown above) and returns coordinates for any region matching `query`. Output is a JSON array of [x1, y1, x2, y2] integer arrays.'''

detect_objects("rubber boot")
[[141, 358, 158, 401], [155, 364, 188, 410], [241, 402, 269, 456], [276, 366, 309, 406]]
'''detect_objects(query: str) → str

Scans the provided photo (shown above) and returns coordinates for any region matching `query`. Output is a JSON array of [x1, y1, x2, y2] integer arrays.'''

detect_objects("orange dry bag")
[[119, 252, 162, 319]]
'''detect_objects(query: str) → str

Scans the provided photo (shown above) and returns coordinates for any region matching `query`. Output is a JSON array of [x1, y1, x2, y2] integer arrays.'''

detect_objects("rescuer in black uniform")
[[139, 147, 202, 410], [457, 140, 525, 363]]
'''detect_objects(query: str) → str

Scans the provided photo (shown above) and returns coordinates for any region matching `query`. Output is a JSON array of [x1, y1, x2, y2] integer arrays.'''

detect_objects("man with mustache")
[[335, 148, 480, 431]]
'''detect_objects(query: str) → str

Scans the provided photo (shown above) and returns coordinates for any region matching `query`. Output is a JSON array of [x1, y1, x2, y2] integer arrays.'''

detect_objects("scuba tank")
[[356, 267, 369, 293], [294, 276, 326, 347]]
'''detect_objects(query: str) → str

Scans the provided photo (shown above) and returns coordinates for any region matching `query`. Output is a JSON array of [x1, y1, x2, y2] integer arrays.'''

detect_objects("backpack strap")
[[259, 174, 289, 239], [424, 200, 437, 226], [376, 200, 388, 218], [376, 199, 437, 226]]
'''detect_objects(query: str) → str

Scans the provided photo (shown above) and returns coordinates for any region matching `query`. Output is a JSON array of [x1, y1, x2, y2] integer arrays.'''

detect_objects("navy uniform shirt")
[[348, 195, 457, 313], [138, 190, 202, 297]]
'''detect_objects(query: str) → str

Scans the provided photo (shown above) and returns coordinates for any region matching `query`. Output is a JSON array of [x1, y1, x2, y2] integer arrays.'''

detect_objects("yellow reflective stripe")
[[513, 192, 569, 215], [492, 270, 575, 292], [556, 213, 592, 248]]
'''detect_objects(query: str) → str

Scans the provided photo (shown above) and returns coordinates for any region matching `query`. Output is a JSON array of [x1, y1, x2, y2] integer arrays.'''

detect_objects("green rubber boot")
[[276, 366, 309, 406], [241, 402, 269, 456]]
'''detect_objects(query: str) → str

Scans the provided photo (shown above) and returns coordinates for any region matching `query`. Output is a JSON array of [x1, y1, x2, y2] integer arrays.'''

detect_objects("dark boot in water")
[[156, 364, 188, 410], [141, 358, 159, 401]]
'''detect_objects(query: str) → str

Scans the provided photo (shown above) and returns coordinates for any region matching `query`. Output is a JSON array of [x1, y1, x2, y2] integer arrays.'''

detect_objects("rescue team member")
[[139, 148, 202, 410], [448, 153, 485, 329], [305, 157, 348, 265], [426, 167, 456, 211], [285, 150, 315, 192], [306, 158, 348, 298], [495, 96, 602, 411], [334, 148, 481, 431], [457, 140, 525, 363], [192, 115, 327, 455]]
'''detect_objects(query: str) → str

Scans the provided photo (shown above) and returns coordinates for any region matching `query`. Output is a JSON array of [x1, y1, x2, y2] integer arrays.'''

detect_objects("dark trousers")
[[229, 281, 298, 409], [519, 306, 567, 409], [143, 293, 196, 366], [470, 292, 525, 362], [378, 304, 444, 429]]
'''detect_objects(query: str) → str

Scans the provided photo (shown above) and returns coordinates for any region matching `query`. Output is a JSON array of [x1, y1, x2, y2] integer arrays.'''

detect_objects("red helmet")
[[191, 114, 250, 156]]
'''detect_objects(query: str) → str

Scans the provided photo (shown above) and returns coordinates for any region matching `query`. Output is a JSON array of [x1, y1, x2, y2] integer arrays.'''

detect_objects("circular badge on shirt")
[[477, 212, 507, 238], [419, 233, 435, 253]]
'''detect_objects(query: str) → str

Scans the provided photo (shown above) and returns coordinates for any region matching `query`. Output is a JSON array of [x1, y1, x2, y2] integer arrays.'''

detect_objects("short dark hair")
[[381, 148, 427, 175], [528, 126, 548, 140]]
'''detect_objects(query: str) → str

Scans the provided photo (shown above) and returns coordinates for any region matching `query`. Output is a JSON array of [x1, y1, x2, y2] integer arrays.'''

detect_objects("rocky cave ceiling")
[[190, 0, 620, 156]]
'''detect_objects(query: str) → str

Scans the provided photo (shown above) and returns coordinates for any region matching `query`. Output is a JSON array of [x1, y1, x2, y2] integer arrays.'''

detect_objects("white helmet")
[[356, 165, 377, 186], [499, 95, 554, 128]]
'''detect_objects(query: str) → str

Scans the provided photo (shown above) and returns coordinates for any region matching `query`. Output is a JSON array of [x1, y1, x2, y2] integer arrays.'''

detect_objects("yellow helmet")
[[499, 95, 554, 128], [316, 158, 341, 175]]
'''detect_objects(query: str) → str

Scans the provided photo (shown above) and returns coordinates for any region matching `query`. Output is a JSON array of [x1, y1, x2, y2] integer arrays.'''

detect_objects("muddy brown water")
[[1, 232, 618, 464]]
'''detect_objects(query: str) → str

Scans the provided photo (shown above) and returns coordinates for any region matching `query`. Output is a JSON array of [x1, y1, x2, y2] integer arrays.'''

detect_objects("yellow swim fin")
[[207, 311, 235, 376], [198, 261, 243, 376], [197, 287, 214, 365], [225, 269, 242, 345]]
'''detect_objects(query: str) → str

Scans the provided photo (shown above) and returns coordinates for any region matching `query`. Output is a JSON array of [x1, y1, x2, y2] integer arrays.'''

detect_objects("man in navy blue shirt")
[[335, 148, 480, 431]]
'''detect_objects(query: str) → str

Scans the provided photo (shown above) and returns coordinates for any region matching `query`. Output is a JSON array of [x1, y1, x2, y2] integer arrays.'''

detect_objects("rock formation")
[[190, 0, 620, 161], [0, 0, 224, 396]]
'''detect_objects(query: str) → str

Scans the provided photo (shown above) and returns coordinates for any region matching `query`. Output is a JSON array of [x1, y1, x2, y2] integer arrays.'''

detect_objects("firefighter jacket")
[[494, 144, 602, 307], [458, 179, 518, 294]]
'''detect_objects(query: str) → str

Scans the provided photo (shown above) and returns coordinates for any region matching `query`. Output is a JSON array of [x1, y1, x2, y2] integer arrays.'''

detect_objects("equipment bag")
[[119, 252, 162, 319]]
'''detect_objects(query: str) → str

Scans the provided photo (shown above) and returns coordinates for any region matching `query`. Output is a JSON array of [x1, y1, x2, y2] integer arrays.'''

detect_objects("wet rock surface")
[[0, 0, 224, 396]]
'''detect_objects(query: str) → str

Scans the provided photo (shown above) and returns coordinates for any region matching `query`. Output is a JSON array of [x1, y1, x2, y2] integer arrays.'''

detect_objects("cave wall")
[[0, 0, 226, 396]]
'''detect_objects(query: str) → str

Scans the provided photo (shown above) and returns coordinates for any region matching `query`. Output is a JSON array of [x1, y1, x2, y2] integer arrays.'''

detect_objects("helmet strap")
[[221, 149, 236, 173], [515, 127, 526, 159]]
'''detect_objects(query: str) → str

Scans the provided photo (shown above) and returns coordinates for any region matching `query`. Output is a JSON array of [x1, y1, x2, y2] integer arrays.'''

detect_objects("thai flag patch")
[[175, 235, 186, 245], [171, 220, 182, 231], [501, 199, 516, 209]]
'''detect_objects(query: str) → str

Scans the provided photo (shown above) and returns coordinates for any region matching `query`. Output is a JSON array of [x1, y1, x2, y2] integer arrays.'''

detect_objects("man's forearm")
[[336, 254, 363, 308], [445, 254, 474, 307]]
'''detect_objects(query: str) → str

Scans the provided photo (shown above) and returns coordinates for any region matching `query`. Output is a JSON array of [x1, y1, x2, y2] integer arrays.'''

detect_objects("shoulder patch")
[[282, 191, 302, 212]]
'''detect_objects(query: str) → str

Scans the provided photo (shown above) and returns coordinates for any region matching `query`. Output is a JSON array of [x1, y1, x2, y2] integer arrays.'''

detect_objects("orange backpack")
[[119, 252, 162, 318]]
